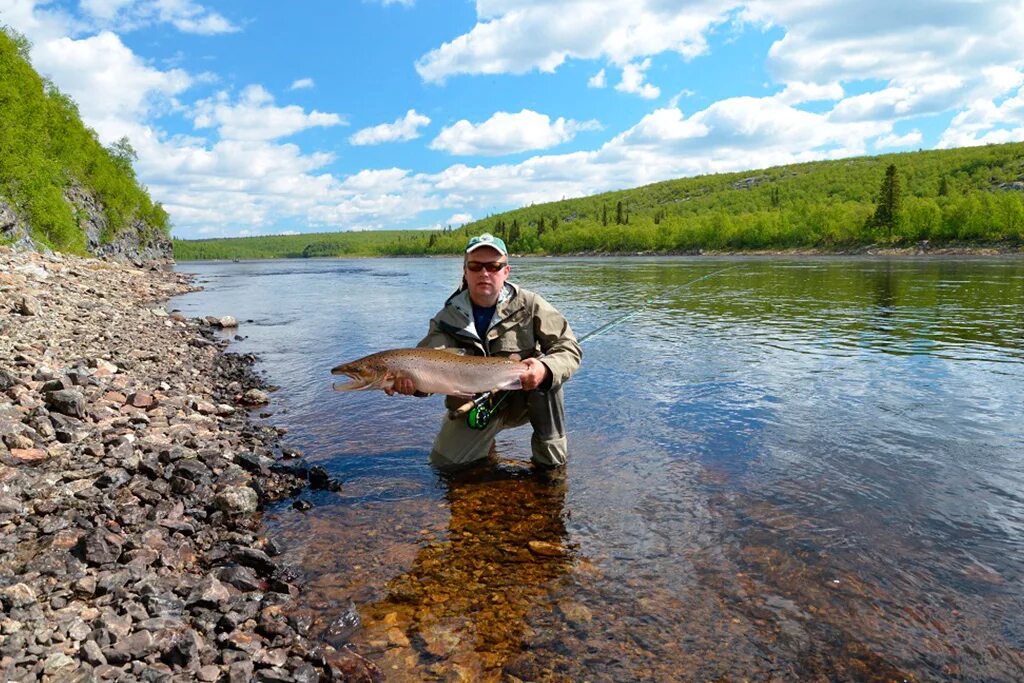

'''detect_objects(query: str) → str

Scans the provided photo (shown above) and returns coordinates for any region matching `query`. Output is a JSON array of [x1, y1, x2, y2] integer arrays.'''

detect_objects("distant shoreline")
[[174, 241, 1024, 262]]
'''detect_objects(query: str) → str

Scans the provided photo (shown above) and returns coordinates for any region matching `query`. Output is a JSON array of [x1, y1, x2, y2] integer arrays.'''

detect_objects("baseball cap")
[[465, 233, 508, 256]]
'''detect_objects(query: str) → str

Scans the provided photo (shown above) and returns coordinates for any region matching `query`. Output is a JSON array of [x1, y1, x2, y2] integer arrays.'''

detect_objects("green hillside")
[[0, 26, 169, 254], [174, 142, 1024, 260]]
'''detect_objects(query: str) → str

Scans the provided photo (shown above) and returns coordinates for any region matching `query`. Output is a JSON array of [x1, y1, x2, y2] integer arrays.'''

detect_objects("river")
[[172, 255, 1024, 681]]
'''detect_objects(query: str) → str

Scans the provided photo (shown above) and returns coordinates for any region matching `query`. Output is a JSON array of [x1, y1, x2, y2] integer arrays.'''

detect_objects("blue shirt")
[[472, 303, 496, 341]]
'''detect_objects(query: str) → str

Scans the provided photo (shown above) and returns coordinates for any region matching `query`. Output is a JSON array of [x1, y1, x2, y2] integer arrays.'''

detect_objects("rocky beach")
[[0, 248, 377, 682]]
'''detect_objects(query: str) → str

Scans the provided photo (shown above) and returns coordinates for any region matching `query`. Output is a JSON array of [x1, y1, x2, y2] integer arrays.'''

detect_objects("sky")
[[2, 0, 1023, 240]]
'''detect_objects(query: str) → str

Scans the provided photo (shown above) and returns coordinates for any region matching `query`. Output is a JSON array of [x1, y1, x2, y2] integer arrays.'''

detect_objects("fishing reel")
[[451, 392, 507, 430], [466, 403, 493, 430]]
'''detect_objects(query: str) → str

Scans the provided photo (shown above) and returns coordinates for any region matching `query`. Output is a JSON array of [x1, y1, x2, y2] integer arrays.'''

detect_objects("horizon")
[[2, 1, 1023, 240]]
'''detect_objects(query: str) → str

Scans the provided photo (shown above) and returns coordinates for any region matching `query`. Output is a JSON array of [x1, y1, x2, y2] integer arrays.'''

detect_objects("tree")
[[615, 200, 623, 225], [601, 204, 608, 226], [537, 216, 546, 236], [1, 25, 31, 61], [938, 175, 950, 197], [509, 219, 520, 244], [870, 164, 902, 239], [108, 136, 138, 178]]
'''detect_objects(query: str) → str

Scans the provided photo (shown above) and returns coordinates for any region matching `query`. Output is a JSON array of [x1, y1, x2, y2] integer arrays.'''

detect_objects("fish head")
[[330, 356, 391, 391]]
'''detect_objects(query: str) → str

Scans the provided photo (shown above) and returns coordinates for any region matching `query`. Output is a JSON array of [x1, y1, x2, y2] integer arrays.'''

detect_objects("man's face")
[[464, 245, 509, 306]]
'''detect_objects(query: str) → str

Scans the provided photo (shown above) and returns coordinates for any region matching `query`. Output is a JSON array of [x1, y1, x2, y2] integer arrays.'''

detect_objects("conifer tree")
[[615, 200, 623, 225], [870, 164, 902, 239]]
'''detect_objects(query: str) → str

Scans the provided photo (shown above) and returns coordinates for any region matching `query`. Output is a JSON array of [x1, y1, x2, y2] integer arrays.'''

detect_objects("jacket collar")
[[445, 282, 523, 341]]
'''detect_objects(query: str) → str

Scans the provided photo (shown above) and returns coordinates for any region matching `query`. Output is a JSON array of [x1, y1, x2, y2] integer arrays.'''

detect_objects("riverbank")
[[0, 248, 377, 681]]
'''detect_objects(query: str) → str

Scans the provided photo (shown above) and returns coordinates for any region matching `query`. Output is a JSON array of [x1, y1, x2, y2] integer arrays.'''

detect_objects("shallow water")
[[173, 256, 1024, 681]]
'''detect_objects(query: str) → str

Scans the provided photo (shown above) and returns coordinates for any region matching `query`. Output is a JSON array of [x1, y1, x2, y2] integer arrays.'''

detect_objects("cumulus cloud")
[[588, 68, 606, 88], [938, 85, 1024, 148], [415, 0, 728, 83], [289, 77, 315, 90], [79, 0, 239, 34], [874, 130, 923, 149], [616, 59, 660, 99], [349, 109, 431, 145], [448, 212, 473, 225], [30, 30, 192, 143], [430, 109, 602, 156], [192, 85, 345, 141], [774, 81, 844, 105]]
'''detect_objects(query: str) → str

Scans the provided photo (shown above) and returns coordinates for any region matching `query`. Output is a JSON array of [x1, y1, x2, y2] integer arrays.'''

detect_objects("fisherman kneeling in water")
[[387, 233, 582, 470]]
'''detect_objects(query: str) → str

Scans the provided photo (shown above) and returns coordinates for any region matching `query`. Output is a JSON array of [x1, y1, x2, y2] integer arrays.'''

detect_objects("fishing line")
[[447, 263, 741, 462]]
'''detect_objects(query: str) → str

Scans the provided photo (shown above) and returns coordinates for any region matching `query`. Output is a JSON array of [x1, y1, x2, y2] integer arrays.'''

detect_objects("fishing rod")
[[450, 264, 741, 428]]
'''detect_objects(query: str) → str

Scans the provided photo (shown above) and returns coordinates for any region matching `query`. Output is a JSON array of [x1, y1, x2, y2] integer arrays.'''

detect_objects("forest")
[[175, 142, 1024, 260]]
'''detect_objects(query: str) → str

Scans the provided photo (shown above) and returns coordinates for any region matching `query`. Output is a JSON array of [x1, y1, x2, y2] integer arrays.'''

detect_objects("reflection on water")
[[173, 256, 1024, 680]]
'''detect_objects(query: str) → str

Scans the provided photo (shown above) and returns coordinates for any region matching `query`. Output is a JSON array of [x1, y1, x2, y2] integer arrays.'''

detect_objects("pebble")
[[0, 248, 345, 681]]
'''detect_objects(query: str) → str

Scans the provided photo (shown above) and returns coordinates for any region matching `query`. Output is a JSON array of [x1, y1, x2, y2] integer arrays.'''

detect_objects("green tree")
[[615, 200, 623, 225], [870, 164, 902, 239]]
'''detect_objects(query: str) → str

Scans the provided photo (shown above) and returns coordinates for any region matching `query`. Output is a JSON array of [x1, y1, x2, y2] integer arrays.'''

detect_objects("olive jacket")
[[417, 282, 582, 395]]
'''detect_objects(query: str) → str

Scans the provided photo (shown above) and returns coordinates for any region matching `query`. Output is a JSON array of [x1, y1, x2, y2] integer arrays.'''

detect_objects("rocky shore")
[[0, 248, 377, 682]]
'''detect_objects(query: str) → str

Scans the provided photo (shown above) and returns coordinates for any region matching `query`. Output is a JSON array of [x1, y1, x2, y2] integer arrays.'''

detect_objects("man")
[[388, 233, 581, 470]]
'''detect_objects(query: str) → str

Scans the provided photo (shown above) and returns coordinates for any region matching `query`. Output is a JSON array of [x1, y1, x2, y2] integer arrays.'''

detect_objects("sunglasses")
[[466, 260, 508, 273]]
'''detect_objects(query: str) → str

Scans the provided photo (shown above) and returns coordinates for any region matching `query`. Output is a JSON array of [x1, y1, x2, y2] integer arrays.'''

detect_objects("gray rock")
[[79, 529, 125, 565], [217, 566, 263, 592], [214, 486, 259, 515], [0, 583, 36, 609], [185, 576, 230, 607], [45, 389, 87, 418]]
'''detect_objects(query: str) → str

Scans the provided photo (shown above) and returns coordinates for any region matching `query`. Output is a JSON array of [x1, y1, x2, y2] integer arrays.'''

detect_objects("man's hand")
[[519, 358, 550, 391], [385, 377, 417, 396]]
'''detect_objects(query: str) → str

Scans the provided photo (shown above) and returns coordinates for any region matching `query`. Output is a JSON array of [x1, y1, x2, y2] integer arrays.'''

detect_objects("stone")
[[127, 391, 155, 409], [231, 547, 277, 575], [0, 583, 36, 609], [241, 389, 269, 405], [215, 486, 258, 515], [216, 316, 238, 328], [45, 389, 87, 418], [217, 566, 263, 592], [15, 295, 40, 316], [9, 448, 47, 462], [186, 576, 231, 607], [527, 540, 564, 557], [43, 652, 75, 675], [79, 529, 125, 565]]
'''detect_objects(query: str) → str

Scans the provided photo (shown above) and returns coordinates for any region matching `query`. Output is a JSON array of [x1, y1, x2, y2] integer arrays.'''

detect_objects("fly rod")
[[450, 264, 741, 423]]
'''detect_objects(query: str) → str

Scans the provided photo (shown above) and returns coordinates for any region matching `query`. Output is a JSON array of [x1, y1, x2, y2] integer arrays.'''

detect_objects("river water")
[[172, 256, 1024, 681]]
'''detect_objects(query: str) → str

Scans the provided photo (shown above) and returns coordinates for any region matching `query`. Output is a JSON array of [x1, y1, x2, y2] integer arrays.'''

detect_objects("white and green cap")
[[465, 232, 508, 256]]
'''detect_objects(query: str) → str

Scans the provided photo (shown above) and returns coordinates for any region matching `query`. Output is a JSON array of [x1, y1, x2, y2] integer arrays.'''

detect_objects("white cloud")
[[828, 75, 965, 123], [588, 68, 606, 88], [430, 109, 601, 156], [349, 109, 431, 145], [415, 1, 728, 83], [192, 85, 345, 141], [32, 30, 192, 143], [79, 0, 239, 34], [874, 130, 923, 149], [616, 58, 660, 99], [938, 85, 1024, 148], [289, 77, 315, 90], [448, 212, 473, 225], [774, 81, 843, 105]]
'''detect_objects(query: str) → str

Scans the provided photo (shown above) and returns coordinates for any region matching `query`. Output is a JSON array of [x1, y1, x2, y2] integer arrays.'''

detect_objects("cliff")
[[0, 27, 171, 262]]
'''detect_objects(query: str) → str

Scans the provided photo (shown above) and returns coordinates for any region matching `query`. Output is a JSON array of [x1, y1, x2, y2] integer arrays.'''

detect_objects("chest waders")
[[455, 264, 741, 432]]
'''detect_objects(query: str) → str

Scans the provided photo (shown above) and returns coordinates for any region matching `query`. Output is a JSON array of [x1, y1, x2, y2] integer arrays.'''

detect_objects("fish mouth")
[[331, 371, 376, 392], [330, 365, 374, 391]]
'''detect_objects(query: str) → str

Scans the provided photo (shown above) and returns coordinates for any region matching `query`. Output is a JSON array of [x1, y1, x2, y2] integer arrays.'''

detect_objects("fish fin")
[[492, 378, 522, 392], [508, 353, 521, 361]]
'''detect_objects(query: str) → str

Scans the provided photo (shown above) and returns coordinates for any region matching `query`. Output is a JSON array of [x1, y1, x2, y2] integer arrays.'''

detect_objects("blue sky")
[[2, 0, 1023, 238]]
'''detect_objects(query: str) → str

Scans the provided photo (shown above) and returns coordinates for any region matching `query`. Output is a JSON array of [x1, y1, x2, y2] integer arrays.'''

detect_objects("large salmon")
[[331, 348, 525, 397]]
